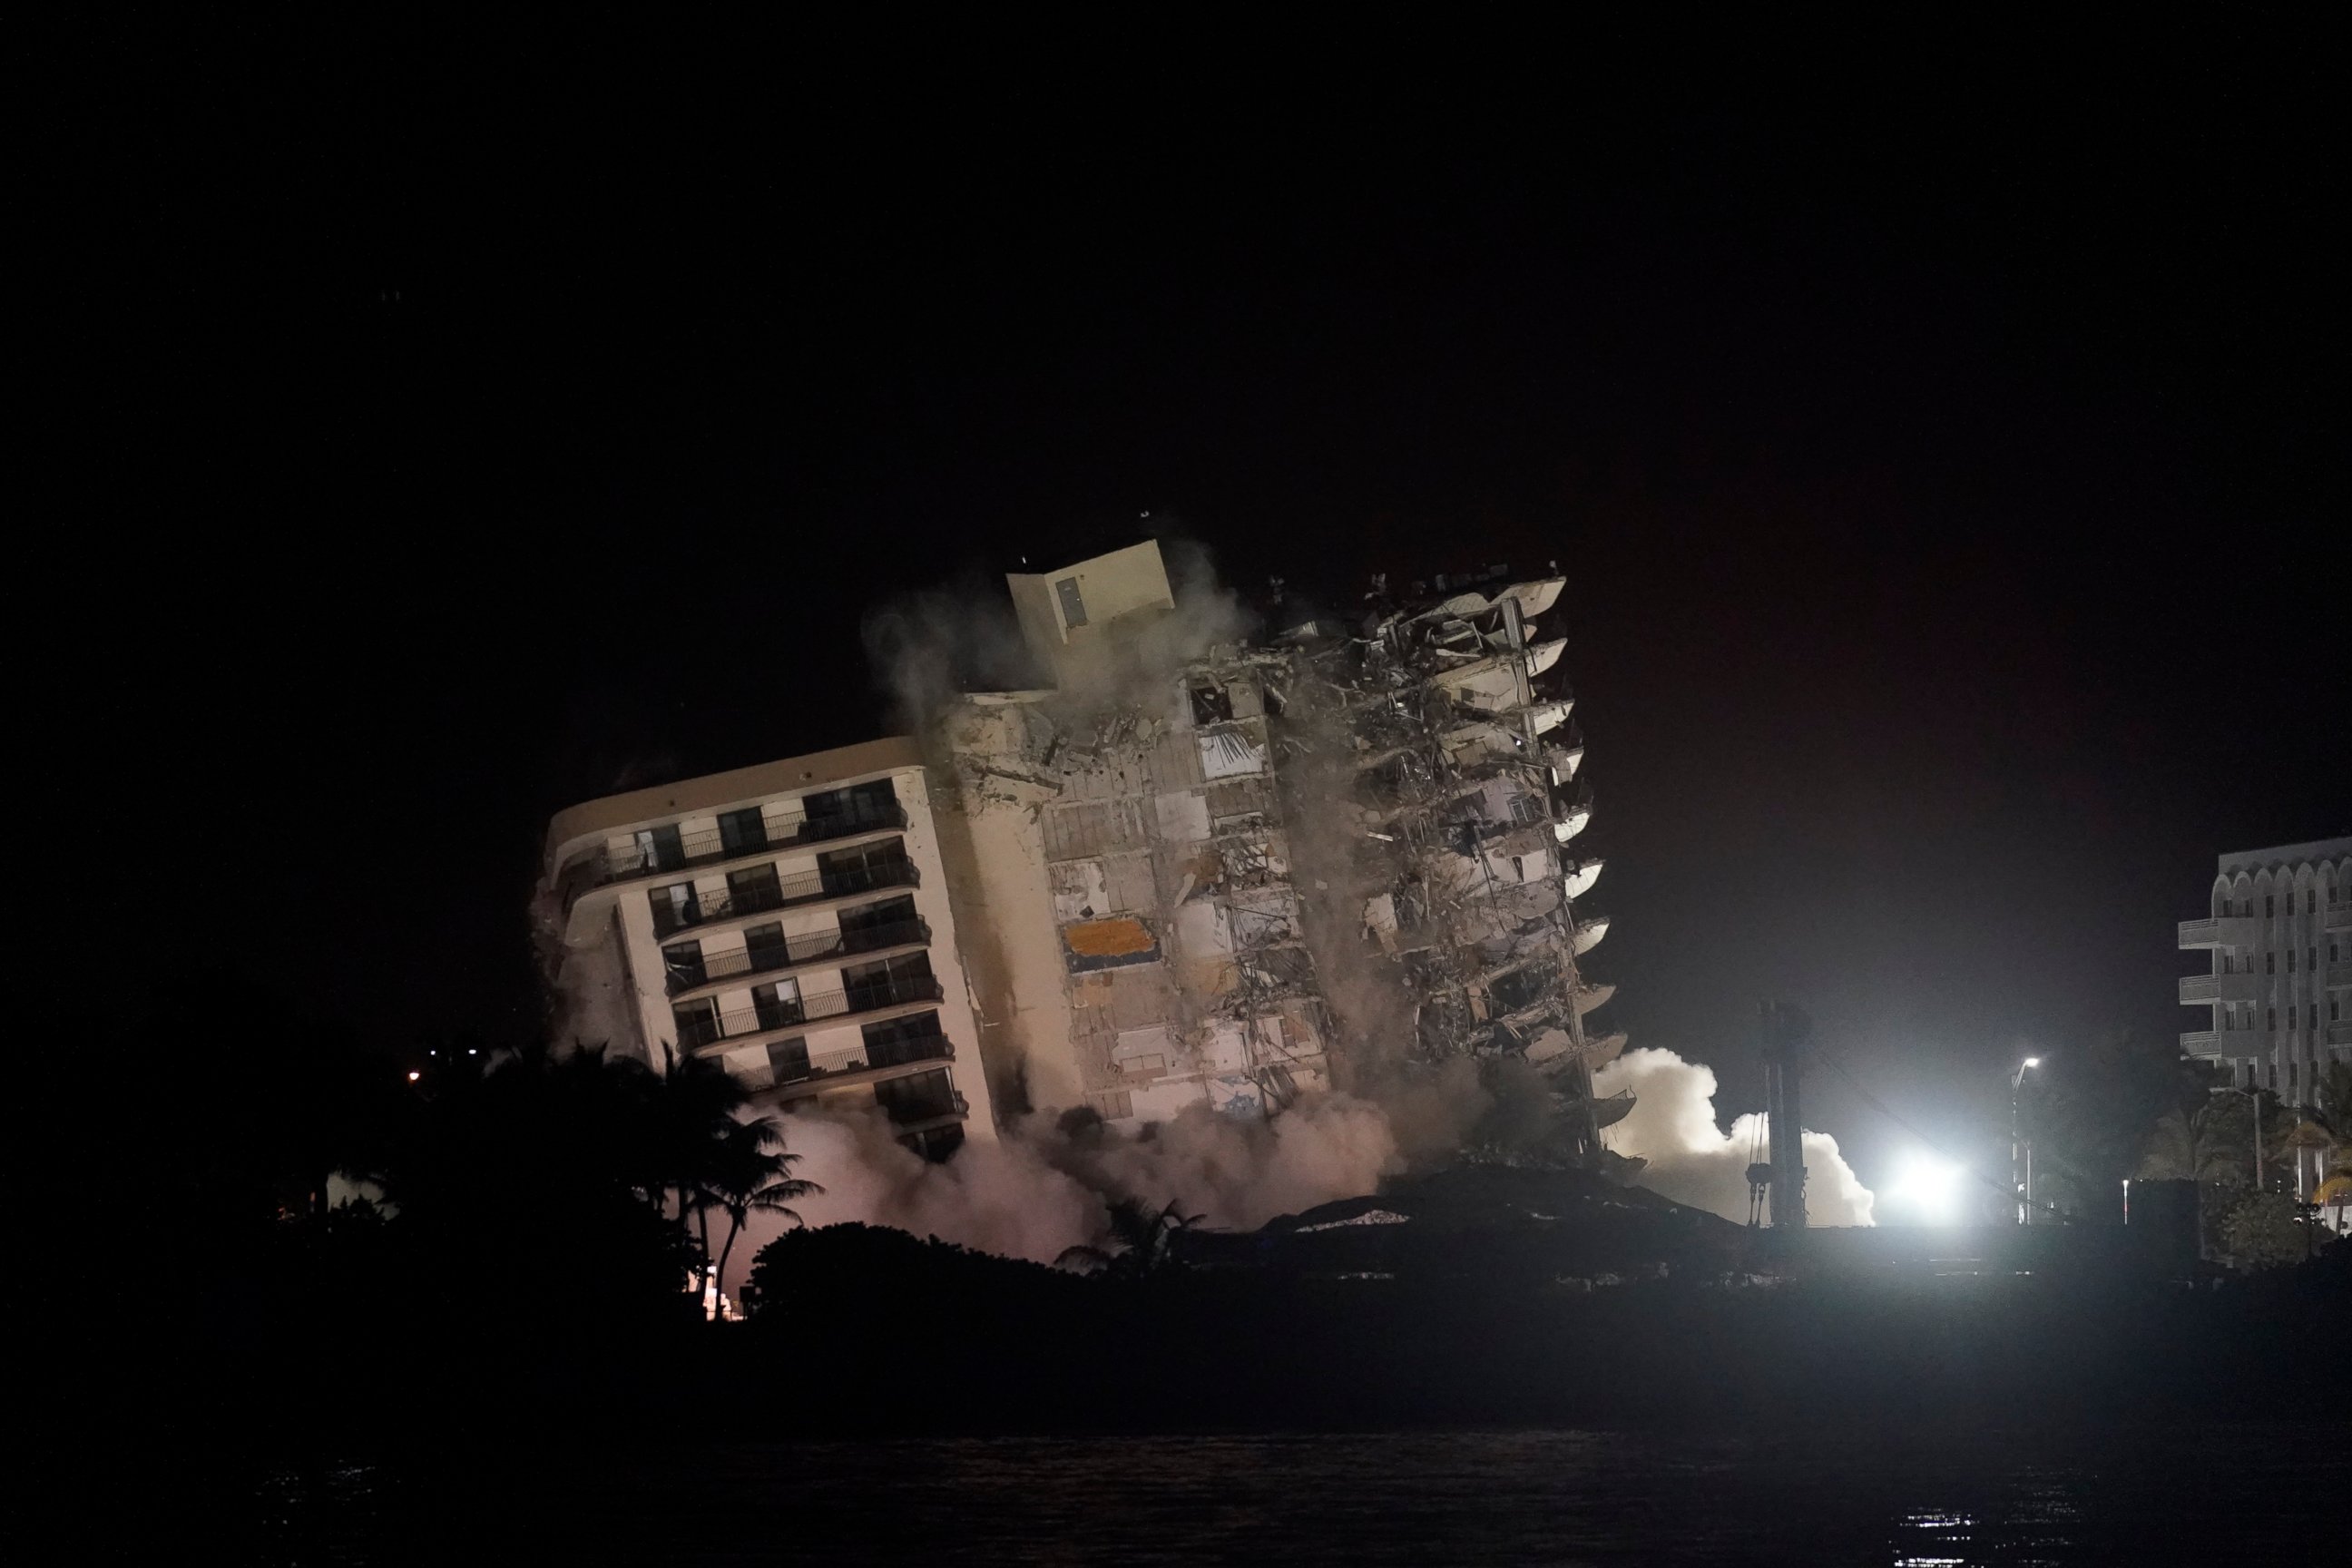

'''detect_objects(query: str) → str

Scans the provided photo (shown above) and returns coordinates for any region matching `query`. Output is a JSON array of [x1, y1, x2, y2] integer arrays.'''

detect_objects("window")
[[1055, 575, 1087, 628], [741, 921, 788, 970], [839, 895, 919, 951], [671, 999, 720, 1050], [662, 940, 706, 989], [632, 823, 685, 873], [752, 978, 803, 1032], [765, 1037, 811, 1083], [2267, 1007, 2276, 1031], [875, 1067, 958, 1125], [651, 882, 702, 937], [2333, 1001, 2341, 1022], [1189, 682, 1232, 725], [2310, 1004, 2319, 1031], [2288, 950, 2297, 973], [718, 807, 769, 856], [2265, 953, 2275, 974], [724, 863, 784, 916], [2308, 947, 2318, 970], [818, 838, 914, 897], [844, 951, 936, 1010], [2289, 1062, 2298, 1090], [802, 779, 899, 838], [2306, 888, 2315, 913], [2266, 895, 2275, 916], [863, 1011, 949, 1068], [2222, 1011, 2234, 1031]]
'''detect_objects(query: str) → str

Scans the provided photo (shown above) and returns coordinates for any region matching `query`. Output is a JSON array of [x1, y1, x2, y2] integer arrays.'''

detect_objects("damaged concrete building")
[[539, 537, 1627, 1165], [933, 542, 1628, 1157]]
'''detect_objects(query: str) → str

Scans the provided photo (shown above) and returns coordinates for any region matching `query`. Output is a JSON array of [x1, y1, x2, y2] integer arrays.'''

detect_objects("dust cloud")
[[1594, 1046, 1875, 1227]]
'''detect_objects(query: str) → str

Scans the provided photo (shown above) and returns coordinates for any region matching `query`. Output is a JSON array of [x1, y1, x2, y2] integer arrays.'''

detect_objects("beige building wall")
[[542, 741, 995, 1157]]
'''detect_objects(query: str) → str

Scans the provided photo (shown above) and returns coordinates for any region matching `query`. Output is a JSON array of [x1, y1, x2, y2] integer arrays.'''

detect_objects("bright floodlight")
[[1892, 1155, 1964, 1222], [407, 1071, 421, 1082], [2023, 1056, 2041, 1068]]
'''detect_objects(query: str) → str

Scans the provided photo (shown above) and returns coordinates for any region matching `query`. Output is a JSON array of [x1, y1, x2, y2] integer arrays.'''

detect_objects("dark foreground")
[[85, 1234, 2351, 1564], [237, 1424, 2350, 1565]]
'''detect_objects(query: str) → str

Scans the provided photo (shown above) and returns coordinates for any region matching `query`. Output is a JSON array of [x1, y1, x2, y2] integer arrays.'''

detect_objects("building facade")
[[536, 539, 1625, 1167], [539, 738, 995, 1161], [933, 542, 1626, 1158], [2177, 835, 2352, 1108]]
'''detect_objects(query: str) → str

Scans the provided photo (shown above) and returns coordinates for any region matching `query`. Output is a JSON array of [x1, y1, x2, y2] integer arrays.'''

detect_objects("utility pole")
[[2010, 1056, 2041, 1224], [1759, 1002, 1811, 1230]]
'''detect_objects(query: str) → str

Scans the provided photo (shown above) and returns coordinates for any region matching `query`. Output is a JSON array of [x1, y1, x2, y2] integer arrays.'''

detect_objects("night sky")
[[59, 20, 2343, 1189]]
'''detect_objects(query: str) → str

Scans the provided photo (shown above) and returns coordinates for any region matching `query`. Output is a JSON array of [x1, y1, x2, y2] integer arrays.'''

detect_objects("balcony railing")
[[649, 858, 919, 939], [761, 1030, 955, 1091], [880, 1088, 970, 1128], [2177, 916, 2257, 948], [566, 803, 910, 906], [2178, 973, 2258, 1005], [2180, 1030, 2220, 1054], [676, 975, 946, 1050], [666, 917, 931, 995]]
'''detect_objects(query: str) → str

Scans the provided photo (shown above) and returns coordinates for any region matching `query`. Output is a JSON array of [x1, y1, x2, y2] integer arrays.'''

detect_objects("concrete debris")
[[932, 543, 1624, 1166]]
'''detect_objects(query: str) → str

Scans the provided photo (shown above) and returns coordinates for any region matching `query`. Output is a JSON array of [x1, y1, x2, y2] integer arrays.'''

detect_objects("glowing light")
[[1889, 1154, 1964, 1221], [407, 1071, 421, 1082], [2023, 1056, 2041, 1068]]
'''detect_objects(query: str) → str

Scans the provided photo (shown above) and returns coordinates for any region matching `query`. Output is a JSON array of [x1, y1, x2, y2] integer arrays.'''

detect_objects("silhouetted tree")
[[1055, 1198, 1202, 1278], [706, 1118, 823, 1318]]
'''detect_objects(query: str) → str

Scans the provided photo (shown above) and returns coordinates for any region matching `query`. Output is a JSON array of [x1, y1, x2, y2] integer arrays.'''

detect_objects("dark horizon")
[[48, 21, 2344, 1198]]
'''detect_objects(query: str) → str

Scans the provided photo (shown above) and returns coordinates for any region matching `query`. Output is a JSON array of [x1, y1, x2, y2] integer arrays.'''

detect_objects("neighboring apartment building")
[[2178, 836, 2352, 1105], [2180, 837, 2351, 1212], [539, 738, 995, 1161]]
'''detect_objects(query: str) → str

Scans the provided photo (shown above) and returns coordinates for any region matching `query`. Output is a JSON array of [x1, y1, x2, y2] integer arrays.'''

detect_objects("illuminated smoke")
[[1593, 1046, 1875, 1226], [713, 1093, 1399, 1293]]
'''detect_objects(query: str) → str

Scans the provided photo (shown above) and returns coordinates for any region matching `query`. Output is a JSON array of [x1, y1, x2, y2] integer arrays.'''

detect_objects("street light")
[[2012, 1056, 2042, 1225]]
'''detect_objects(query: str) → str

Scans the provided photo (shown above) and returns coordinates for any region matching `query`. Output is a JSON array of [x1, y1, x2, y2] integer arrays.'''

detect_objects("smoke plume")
[[1594, 1046, 1875, 1226], [714, 1093, 1399, 1295]]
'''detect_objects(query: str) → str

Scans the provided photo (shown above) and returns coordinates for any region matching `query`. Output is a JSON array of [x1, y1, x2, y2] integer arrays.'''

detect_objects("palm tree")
[[1056, 1198, 1204, 1278], [705, 1120, 823, 1320]]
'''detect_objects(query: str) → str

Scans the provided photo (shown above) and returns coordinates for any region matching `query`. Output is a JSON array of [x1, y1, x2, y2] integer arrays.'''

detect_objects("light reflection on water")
[[256, 1425, 2342, 1566]]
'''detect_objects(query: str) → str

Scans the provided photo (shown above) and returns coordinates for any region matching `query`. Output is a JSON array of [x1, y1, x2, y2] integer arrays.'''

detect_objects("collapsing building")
[[931, 542, 1630, 1161], [536, 537, 1629, 1171]]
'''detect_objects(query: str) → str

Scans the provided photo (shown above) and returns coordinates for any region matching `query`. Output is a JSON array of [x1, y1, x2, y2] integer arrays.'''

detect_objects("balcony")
[[676, 974, 946, 1053], [2329, 961, 2352, 989], [2178, 973, 2259, 1005], [2329, 1020, 2352, 1047], [2179, 1030, 2220, 1055], [880, 1087, 970, 1131], [2329, 903, 2351, 933], [650, 857, 919, 939], [666, 916, 930, 995], [754, 1030, 956, 1094], [2177, 916, 2257, 949], [563, 802, 910, 908]]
